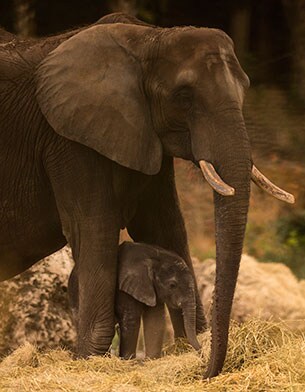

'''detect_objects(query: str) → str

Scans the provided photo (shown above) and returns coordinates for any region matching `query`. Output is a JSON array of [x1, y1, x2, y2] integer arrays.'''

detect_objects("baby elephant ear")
[[36, 24, 162, 175], [118, 245, 156, 307]]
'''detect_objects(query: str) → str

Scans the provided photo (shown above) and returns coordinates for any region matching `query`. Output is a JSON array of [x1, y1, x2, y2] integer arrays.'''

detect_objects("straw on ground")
[[0, 319, 304, 392]]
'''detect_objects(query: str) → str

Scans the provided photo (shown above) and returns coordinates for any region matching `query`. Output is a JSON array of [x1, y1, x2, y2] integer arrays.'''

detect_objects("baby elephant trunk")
[[182, 295, 201, 351]]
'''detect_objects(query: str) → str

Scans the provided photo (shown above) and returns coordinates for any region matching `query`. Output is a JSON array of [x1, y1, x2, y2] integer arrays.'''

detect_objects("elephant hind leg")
[[68, 266, 79, 330], [127, 156, 207, 338]]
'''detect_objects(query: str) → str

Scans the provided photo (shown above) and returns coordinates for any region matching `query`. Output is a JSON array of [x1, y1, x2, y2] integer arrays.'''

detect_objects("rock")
[[193, 254, 305, 330], [0, 247, 75, 356], [298, 279, 305, 296]]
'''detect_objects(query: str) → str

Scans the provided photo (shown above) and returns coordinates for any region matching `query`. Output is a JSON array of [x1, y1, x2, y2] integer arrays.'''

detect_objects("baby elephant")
[[116, 241, 201, 359]]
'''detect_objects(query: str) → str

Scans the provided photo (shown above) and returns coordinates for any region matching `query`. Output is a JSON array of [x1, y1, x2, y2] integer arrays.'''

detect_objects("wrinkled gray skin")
[[0, 12, 252, 377], [115, 242, 201, 359]]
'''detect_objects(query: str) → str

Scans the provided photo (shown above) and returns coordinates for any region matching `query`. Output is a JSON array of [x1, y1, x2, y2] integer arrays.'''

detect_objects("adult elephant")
[[0, 13, 294, 378]]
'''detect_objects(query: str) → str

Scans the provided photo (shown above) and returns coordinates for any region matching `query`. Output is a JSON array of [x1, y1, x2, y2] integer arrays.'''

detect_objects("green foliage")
[[245, 211, 305, 279], [190, 246, 216, 262], [278, 211, 305, 249]]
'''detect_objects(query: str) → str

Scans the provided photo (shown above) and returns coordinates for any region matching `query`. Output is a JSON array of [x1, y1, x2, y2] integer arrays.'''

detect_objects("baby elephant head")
[[118, 242, 201, 351]]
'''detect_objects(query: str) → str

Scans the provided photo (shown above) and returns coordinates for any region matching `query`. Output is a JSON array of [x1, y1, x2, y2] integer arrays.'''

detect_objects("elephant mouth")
[[199, 159, 295, 204], [165, 298, 181, 310], [168, 303, 180, 310]]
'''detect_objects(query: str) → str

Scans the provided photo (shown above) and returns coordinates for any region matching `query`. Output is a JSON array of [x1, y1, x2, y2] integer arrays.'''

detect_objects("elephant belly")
[[0, 178, 66, 281]]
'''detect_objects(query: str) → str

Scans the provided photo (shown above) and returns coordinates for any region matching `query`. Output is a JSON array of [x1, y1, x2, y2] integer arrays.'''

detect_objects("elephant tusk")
[[251, 165, 295, 204], [199, 160, 235, 196]]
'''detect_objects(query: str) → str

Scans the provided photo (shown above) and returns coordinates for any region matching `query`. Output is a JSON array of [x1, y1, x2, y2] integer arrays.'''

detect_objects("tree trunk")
[[229, 5, 251, 66], [283, 0, 305, 102], [13, 0, 36, 37], [107, 0, 138, 16]]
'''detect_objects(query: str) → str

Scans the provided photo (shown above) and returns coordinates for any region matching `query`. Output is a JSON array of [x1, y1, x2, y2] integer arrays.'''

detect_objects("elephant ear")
[[35, 24, 162, 175], [118, 244, 156, 307]]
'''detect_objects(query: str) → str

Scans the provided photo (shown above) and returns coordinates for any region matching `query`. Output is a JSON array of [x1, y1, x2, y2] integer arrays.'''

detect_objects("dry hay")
[[0, 319, 304, 392]]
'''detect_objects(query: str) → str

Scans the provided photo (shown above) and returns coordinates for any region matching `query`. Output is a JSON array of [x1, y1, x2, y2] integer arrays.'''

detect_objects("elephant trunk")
[[205, 173, 250, 378], [181, 293, 201, 351], [192, 112, 252, 378]]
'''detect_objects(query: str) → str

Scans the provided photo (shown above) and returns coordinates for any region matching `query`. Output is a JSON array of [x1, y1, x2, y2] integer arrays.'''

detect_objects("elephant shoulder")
[[0, 26, 83, 85], [0, 34, 65, 89], [0, 28, 16, 44], [0, 46, 33, 90], [0, 45, 24, 84]]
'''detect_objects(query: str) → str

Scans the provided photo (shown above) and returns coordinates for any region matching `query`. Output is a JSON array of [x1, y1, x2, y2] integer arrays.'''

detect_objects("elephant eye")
[[168, 281, 178, 290], [172, 86, 193, 109]]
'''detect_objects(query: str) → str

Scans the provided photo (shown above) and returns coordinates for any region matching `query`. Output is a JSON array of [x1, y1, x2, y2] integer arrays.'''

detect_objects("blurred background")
[[1, 0, 304, 277]]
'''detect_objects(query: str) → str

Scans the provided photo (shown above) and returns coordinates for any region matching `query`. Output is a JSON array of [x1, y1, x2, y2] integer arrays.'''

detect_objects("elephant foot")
[[76, 331, 114, 358]]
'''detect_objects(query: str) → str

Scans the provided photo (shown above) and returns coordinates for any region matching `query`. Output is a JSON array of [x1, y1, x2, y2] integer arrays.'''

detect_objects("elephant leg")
[[68, 266, 79, 329], [127, 156, 207, 337], [116, 291, 143, 359], [45, 142, 120, 356], [142, 303, 166, 359], [75, 222, 119, 356]]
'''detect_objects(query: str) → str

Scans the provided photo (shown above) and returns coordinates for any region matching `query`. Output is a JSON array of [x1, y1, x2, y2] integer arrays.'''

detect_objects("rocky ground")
[[0, 247, 75, 356]]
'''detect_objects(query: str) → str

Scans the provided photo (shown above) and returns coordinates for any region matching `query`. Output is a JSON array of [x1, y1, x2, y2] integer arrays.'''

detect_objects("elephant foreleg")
[[45, 142, 120, 356], [76, 228, 119, 356], [116, 291, 143, 359], [142, 303, 166, 359]]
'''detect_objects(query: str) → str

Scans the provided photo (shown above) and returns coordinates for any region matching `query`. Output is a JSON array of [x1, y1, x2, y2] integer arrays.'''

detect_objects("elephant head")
[[118, 242, 200, 351], [35, 22, 294, 377]]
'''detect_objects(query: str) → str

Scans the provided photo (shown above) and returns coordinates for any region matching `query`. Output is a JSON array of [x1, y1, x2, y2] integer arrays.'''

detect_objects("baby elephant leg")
[[143, 303, 166, 359], [116, 291, 143, 359]]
